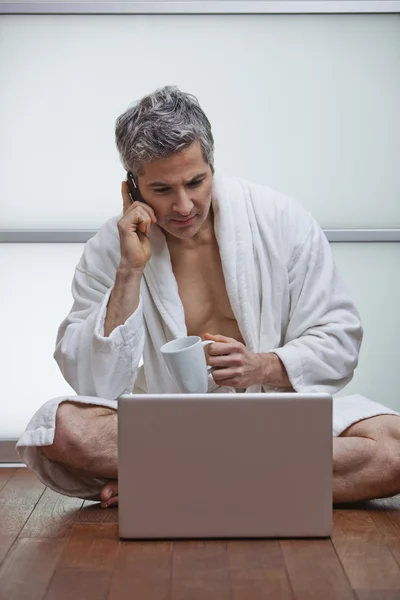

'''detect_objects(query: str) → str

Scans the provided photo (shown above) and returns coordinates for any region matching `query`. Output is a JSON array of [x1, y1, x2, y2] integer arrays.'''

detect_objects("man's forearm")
[[259, 352, 292, 388], [104, 262, 143, 337]]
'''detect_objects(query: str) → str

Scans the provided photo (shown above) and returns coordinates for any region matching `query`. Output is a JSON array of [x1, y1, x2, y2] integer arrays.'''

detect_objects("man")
[[17, 86, 400, 508]]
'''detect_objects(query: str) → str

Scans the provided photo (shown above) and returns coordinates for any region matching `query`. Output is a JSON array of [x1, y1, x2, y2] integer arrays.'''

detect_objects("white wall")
[[1, 241, 399, 439], [331, 244, 400, 407], [1, 13, 399, 440], [1, 14, 399, 228]]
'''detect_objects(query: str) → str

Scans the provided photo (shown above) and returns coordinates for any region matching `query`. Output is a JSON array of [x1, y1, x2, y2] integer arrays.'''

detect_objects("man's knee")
[[340, 414, 400, 441], [41, 400, 117, 465], [377, 433, 400, 493], [382, 416, 400, 485], [344, 414, 400, 489]]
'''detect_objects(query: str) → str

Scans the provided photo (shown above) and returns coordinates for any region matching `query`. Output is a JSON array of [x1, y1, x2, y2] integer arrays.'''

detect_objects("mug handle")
[[201, 340, 215, 374]]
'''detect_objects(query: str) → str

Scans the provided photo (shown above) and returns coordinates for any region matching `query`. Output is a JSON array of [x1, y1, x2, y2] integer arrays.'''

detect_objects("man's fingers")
[[118, 205, 153, 236], [134, 207, 153, 233], [211, 368, 237, 383], [121, 181, 157, 222], [207, 343, 231, 356], [208, 354, 242, 368], [119, 183, 157, 237], [207, 342, 239, 356], [121, 181, 132, 214], [204, 333, 235, 343]]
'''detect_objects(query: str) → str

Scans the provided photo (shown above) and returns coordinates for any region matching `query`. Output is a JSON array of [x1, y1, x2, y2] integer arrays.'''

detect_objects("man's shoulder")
[[89, 213, 121, 247], [225, 173, 315, 233], [77, 213, 122, 277]]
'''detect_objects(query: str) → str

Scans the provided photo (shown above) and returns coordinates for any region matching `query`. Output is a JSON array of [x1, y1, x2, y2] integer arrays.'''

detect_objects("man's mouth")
[[171, 215, 196, 225]]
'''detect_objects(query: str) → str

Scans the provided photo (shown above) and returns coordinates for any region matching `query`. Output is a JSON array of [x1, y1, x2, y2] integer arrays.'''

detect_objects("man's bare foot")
[[100, 479, 118, 508]]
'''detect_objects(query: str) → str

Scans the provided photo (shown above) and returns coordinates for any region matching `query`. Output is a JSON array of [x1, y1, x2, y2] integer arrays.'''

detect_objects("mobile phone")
[[126, 171, 146, 204]]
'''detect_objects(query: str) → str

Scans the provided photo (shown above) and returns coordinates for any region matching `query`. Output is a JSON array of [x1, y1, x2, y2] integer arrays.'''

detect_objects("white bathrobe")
[[16, 171, 399, 499]]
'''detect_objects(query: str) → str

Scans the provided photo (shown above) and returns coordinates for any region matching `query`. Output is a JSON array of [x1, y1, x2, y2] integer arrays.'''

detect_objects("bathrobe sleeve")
[[53, 217, 145, 400], [272, 215, 363, 394]]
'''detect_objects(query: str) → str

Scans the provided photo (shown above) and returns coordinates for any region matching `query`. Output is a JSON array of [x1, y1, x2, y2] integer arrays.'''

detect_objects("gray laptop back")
[[118, 393, 332, 539]]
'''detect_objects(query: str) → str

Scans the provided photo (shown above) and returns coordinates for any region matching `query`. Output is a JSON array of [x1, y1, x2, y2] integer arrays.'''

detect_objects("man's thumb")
[[204, 333, 229, 343]]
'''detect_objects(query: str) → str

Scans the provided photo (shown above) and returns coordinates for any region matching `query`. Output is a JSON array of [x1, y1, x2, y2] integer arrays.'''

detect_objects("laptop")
[[118, 393, 332, 539]]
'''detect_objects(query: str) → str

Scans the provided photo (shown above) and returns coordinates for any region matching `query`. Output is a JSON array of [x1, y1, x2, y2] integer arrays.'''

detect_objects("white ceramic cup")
[[160, 336, 215, 394]]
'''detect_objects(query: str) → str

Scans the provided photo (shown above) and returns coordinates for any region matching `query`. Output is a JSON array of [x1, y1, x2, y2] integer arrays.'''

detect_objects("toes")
[[100, 487, 113, 503], [100, 495, 119, 509], [100, 480, 119, 508], [100, 480, 118, 499]]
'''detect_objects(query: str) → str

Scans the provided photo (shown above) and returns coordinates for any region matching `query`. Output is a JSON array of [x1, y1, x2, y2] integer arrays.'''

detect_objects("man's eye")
[[154, 180, 203, 193], [187, 180, 203, 187]]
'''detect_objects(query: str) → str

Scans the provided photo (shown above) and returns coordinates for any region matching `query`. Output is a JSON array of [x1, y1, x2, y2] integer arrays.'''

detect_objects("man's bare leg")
[[42, 402, 400, 508], [41, 401, 118, 508], [333, 414, 400, 503], [99, 414, 399, 506]]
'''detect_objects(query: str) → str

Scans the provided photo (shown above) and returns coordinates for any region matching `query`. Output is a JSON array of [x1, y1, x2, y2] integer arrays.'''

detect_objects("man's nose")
[[172, 190, 194, 215]]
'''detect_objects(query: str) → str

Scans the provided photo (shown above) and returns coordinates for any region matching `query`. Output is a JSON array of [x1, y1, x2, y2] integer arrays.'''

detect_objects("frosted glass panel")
[[1, 241, 399, 440], [331, 243, 400, 409], [0, 14, 399, 230], [1, 244, 83, 439]]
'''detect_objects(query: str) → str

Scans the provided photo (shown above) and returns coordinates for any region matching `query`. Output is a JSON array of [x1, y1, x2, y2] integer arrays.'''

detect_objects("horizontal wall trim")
[[325, 229, 400, 242], [1, 2, 399, 15], [0, 229, 399, 243], [0, 440, 21, 463]]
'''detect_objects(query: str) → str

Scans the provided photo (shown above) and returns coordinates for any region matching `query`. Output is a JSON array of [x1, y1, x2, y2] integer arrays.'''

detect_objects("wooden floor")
[[1, 468, 400, 600]]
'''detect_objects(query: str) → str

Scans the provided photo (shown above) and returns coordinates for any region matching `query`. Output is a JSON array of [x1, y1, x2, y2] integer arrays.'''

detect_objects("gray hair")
[[115, 85, 214, 177]]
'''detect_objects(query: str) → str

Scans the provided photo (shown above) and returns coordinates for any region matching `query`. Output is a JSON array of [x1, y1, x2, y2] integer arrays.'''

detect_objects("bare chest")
[[169, 245, 245, 344]]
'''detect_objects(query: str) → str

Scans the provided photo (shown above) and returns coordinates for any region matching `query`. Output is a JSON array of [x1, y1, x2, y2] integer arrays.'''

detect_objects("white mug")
[[160, 336, 215, 394]]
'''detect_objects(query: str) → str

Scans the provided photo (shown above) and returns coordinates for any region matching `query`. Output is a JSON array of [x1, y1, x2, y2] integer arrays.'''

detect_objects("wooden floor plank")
[[1, 472, 400, 600], [44, 523, 119, 600], [227, 539, 294, 600], [0, 469, 45, 537], [170, 541, 231, 600], [364, 497, 400, 568], [53, 523, 119, 569], [333, 502, 400, 597], [108, 539, 172, 600], [0, 467, 19, 562], [367, 500, 400, 535], [0, 538, 67, 600], [333, 531, 400, 595], [333, 509, 378, 536], [280, 539, 356, 600], [79, 500, 118, 523], [0, 468, 19, 561], [0, 468, 17, 492], [0, 468, 45, 565], [354, 592, 400, 600], [0, 469, 46, 567], [0, 536, 18, 566], [369, 498, 400, 530], [19, 487, 84, 538]]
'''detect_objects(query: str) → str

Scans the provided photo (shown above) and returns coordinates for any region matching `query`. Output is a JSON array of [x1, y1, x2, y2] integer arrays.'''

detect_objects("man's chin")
[[163, 217, 201, 237]]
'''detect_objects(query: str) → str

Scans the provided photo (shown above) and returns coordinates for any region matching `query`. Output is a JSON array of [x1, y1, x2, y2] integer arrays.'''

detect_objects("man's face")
[[137, 140, 214, 239]]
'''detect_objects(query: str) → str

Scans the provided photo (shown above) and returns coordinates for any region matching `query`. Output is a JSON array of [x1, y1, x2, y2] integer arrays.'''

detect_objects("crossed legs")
[[41, 400, 400, 507], [333, 413, 400, 503], [41, 401, 119, 508]]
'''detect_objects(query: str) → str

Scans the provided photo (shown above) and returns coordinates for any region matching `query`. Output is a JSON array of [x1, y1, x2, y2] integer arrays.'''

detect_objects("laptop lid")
[[118, 393, 332, 539]]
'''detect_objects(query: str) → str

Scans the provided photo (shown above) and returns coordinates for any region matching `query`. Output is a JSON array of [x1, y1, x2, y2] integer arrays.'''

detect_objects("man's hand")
[[203, 333, 265, 388], [204, 333, 293, 389]]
